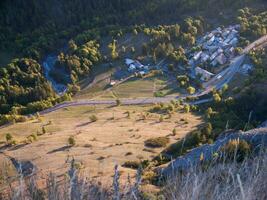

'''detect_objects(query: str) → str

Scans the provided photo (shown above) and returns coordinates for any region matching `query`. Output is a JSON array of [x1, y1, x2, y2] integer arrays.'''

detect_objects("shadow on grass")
[[9, 143, 28, 151], [76, 121, 94, 127], [47, 146, 71, 154]]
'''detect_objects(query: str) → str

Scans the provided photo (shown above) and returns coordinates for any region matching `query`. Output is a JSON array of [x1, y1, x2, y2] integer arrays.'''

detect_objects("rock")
[[162, 127, 267, 177]]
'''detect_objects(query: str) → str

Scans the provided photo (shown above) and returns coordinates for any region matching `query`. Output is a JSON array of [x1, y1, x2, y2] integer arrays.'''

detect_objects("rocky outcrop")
[[162, 126, 267, 177]]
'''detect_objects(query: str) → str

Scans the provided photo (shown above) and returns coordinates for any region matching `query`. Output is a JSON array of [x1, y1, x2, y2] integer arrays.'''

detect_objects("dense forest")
[[0, 0, 265, 55]]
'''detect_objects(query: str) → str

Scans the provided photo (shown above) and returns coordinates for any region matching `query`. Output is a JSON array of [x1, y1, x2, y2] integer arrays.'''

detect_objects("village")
[[109, 24, 253, 88]]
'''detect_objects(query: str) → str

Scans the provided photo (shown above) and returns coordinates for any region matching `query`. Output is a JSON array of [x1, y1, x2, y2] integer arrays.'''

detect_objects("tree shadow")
[[47, 146, 70, 154], [9, 143, 28, 151], [76, 121, 92, 127]]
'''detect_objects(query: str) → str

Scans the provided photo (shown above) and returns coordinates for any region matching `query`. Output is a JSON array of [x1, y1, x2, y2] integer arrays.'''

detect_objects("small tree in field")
[[187, 86, 196, 94], [6, 133, 13, 143], [116, 99, 121, 106], [68, 136, 76, 147], [42, 126, 46, 134], [89, 115, 98, 122]]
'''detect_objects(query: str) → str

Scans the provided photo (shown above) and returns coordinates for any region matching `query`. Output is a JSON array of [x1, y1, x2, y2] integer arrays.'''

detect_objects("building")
[[110, 80, 116, 86], [195, 67, 214, 81], [215, 53, 227, 65], [240, 64, 253, 74], [201, 53, 210, 62], [125, 58, 135, 65], [128, 64, 136, 72], [193, 51, 202, 61]]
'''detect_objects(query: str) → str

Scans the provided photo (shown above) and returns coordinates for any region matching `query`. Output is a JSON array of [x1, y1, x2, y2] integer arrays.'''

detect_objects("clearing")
[[0, 105, 202, 184]]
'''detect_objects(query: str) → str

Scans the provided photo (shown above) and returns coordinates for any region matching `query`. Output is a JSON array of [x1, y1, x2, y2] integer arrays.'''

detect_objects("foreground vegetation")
[[1, 146, 266, 200]]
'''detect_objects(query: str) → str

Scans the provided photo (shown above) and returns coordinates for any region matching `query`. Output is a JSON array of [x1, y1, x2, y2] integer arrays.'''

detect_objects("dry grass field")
[[0, 105, 202, 184]]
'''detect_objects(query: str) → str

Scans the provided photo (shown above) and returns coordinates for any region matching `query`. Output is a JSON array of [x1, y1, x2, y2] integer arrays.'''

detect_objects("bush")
[[184, 104, 190, 113], [145, 137, 170, 148], [5, 133, 13, 142], [187, 86, 196, 94], [116, 99, 121, 106], [122, 160, 149, 169], [122, 160, 141, 169], [68, 136, 76, 146], [220, 139, 251, 162], [154, 91, 165, 97], [26, 133, 38, 143], [159, 115, 164, 122], [89, 115, 98, 122], [165, 130, 202, 157]]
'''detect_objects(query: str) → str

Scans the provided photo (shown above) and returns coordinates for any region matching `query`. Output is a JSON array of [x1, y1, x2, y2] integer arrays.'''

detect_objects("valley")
[[0, 1, 267, 199]]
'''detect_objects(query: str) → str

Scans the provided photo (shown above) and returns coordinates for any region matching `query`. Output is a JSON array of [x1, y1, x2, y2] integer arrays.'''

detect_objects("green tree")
[[5, 133, 13, 142], [68, 136, 76, 147], [187, 86, 196, 94]]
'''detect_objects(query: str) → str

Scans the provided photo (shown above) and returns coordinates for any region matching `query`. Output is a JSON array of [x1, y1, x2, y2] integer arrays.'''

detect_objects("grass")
[[76, 68, 182, 100], [112, 77, 155, 98], [163, 152, 267, 200], [3, 151, 267, 200], [0, 104, 202, 183]]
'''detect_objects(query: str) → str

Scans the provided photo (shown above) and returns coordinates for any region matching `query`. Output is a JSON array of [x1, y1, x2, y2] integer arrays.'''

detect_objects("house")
[[207, 35, 215, 45], [128, 64, 136, 72], [222, 30, 230, 39], [215, 53, 227, 65], [229, 37, 238, 46], [241, 64, 253, 74], [193, 51, 202, 61], [110, 80, 116, 86], [125, 58, 145, 71], [138, 71, 146, 76], [189, 59, 195, 66], [125, 58, 135, 66], [201, 53, 210, 62], [207, 32, 214, 39], [195, 67, 214, 81], [132, 60, 144, 69], [211, 59, 218, 67]]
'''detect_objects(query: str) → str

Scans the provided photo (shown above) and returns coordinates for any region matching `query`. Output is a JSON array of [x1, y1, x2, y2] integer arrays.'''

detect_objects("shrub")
[[172, 128, 177, 136], [5, 133, 13, 142], [122, 160, 149, 169], [220, 139, 251, 162], [125, 152, 133, 156], [154, 91, 165, 97], [145, 137, 169, 148], [68, 136, 76, 146], [150, 104, 162, 112], [89, 115, 98, 122], [213, 93, 221, 102], [27, 133, 38, 143], [159, 115, 164, 122], [116, 99, 121, 106], [187, 86, 196, 94], [122, 160, 141, 169], [184, 104, 190, 113], [165, 131, 202, 157], [125, 111, 130, 118], [42, 126, 46, 134]]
